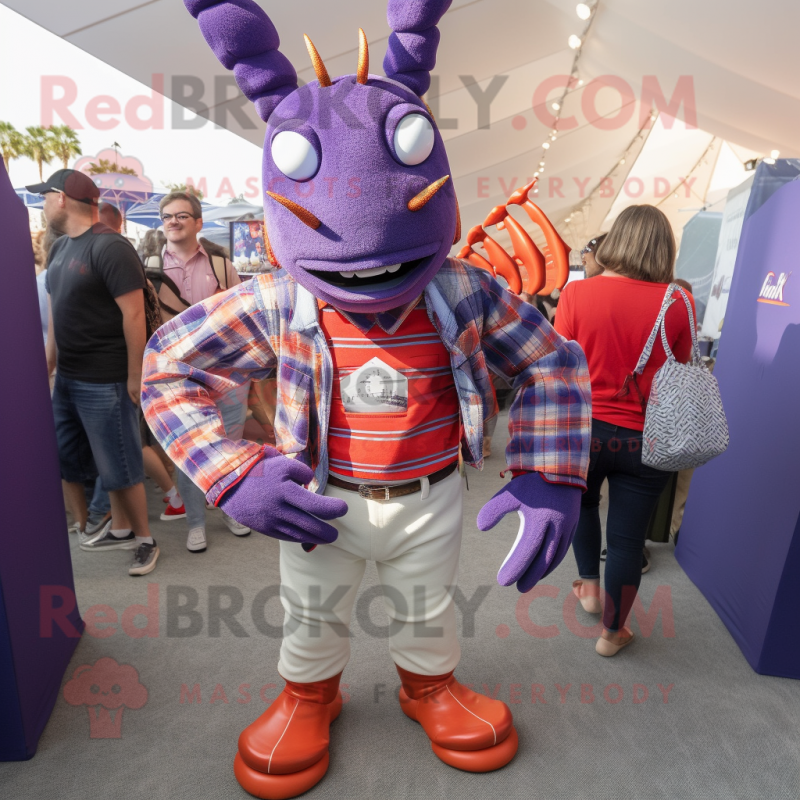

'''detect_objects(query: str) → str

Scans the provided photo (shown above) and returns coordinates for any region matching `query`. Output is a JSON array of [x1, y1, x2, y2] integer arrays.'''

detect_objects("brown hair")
[[595, 205, 676, 283], [159, 191, 202, 219]]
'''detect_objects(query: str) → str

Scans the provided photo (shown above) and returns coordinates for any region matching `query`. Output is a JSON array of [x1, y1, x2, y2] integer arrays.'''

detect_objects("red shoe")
[[397, 666, 518, 772], [234, 673, 342, 799], [159, 503, 186, 521]]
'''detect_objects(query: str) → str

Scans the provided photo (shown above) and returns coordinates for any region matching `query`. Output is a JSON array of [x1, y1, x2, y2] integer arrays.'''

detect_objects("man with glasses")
[[30, 169, 159, 576], [156, 192, 251, 553]]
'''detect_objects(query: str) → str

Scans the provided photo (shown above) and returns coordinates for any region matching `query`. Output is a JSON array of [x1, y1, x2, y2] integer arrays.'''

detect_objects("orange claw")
[[467, 225, 522, 294], [504, 214, 547, 295], [457, 240, 496, 276], [507, 180, 570, 295]]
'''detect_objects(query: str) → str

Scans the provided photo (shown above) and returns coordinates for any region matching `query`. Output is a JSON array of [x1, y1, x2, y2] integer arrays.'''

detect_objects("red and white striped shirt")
[[321, 305, 461, 483]]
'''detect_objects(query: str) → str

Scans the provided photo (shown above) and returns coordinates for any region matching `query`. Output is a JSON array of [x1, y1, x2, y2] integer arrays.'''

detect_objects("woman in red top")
[[555, 205, 695, 656]]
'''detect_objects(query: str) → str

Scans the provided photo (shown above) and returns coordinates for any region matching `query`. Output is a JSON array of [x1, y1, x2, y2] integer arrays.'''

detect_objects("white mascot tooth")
[[386, 263, 402, 273], [339, 271, 355, 279], [356, 265, 388, 278]]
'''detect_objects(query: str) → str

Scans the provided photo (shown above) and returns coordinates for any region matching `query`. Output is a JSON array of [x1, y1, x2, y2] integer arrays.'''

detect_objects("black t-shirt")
[[46, 223, 146, 383]]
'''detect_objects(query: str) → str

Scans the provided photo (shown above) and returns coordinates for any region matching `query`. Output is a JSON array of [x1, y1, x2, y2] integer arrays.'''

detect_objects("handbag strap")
[[633, 283, 678, 375], [659, 286, 703, 366]]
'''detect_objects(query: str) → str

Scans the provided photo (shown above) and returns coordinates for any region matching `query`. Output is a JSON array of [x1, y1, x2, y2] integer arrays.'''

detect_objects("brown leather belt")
[[327, 461, 458, 501]]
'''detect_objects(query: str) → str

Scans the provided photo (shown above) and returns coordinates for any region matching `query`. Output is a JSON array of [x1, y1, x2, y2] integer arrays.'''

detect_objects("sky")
[[0, 4, 263, 200]]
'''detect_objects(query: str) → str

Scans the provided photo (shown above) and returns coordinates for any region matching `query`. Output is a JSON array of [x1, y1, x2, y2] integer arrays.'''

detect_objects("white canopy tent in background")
[[5, 0, 797, 252]]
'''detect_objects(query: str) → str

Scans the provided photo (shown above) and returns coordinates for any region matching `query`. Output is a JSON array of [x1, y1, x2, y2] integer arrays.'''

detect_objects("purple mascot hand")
[[477, 472, 581, 593], [220, 451, 348, 546]]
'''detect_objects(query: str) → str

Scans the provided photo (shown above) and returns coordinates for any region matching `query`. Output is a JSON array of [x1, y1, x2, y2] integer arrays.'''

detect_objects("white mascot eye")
[[393, 114, 434, 166], [271, 131, 319, 180]]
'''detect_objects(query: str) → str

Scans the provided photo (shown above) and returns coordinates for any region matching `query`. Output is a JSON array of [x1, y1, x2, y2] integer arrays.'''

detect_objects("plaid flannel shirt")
[[142, 258, 591, 504]]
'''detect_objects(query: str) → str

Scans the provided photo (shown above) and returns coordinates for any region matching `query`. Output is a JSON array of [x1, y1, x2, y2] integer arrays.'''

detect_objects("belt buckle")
[[358, 485, 391, 500]]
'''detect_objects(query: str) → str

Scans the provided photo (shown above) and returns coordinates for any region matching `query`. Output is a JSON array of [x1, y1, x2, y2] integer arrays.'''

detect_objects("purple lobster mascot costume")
[[142, 1, 591, 796]]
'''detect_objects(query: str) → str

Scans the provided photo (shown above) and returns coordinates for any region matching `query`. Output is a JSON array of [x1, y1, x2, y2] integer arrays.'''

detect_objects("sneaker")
[[81, 527, 137, 552], [129, 541, 160, 576], [187, 527, 207, 553], [160, 503, 187, 521], [67, 521, 83, 535], [600, 548, 607, 562], [222, 512, 250, 537], [79, 518, 111, 547], [86, 511, 113, 536], [642, 548, 651, 574]]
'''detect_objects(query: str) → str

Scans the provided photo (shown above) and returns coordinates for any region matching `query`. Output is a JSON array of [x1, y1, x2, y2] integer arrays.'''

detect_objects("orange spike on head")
[[452, 195, 462, 245], [304, 34, 332, 87], [408, 176, 450, 212], [357, 28, 369, 84]]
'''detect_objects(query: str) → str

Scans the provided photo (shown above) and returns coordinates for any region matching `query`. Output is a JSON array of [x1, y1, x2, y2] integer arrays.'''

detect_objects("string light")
[[770, 149, 780, 158], [576, 3, 593, 20], [542, 142, 551, 149], [552, 102, 561, 111], [568, 34, 582, 49], [619, 158, 626, 165]]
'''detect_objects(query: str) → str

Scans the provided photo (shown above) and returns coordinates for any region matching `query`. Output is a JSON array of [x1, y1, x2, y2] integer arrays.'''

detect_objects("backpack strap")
[[209, 254, 229, 291], [143, 252, 192, 316]]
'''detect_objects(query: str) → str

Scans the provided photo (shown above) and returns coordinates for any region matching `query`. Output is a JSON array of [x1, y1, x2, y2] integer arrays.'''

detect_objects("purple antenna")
[[184, 0, 298, 122], [383, 0, 452, 96]]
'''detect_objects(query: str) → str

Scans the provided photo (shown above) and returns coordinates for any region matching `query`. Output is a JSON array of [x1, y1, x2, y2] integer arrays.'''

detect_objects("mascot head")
[[185, 0, 458, 313]]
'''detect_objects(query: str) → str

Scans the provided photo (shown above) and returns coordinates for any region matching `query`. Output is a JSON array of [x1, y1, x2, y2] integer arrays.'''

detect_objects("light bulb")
[[539, 161, 545, 167], [568, 34, 582, 49], [542, 142, 550, 149], [619, 158, 626, 165], [764, 157, 776, 165], [770, 149, 780, 159], [577, 79, 584, 86], [551, 102, 560, 111], [576, 3, 592, 20]]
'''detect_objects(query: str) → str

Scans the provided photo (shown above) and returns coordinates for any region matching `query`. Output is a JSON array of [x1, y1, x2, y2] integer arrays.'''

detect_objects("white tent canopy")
[[7, 0, 797, 249]]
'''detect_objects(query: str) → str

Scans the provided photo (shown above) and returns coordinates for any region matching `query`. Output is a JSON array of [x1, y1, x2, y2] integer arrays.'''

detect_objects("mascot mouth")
[[299, 242, 441, 296], [307, 257, 424, 291]]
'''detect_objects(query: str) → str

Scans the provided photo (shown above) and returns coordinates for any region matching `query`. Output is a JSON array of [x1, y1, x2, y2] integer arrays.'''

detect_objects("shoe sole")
[[160, 512, 187, 521], [596, 631, 635, 657], [229, 529, 251, 537], [81, 540, 137, 552], [129, 548, 160, 576], [187, 546, 207, 553], [641, 561, 651, 574]]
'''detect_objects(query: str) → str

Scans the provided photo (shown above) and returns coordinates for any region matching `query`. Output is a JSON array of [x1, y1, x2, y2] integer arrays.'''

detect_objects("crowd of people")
[[32, 167, 696, 658], [33, 169, 254, 577]]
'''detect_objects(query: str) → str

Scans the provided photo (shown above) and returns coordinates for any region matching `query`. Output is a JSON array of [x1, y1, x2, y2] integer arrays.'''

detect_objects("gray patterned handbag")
[[632, 284, 729, 471]]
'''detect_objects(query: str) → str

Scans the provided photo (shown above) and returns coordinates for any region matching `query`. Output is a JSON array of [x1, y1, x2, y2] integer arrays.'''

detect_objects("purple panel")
[[676, 174, 800, 679], [0, 166, 83, 759]]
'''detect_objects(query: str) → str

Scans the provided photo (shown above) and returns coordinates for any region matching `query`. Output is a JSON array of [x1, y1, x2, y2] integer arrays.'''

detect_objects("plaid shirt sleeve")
[[141, 279, 277, 504], [478, 271, 591, 489]]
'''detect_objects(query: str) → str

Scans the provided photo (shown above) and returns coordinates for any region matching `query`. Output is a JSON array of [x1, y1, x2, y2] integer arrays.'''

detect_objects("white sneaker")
[[222, 512, 250, 537], [187, 527, 207, 553], [79, 518, 111, 547]]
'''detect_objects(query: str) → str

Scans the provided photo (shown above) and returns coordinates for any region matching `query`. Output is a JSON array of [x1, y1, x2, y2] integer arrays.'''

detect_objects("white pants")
[[278, 470, 464, 683]]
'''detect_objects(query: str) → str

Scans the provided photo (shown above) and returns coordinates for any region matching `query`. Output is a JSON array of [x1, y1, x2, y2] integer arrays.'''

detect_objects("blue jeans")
[[175, 384, 249, 529], [572, 419, 671, 632], [52, 374, 144, 491]]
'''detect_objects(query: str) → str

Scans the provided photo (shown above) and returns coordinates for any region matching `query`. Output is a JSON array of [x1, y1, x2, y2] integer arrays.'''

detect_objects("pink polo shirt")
[[162, 243, 240, 306]]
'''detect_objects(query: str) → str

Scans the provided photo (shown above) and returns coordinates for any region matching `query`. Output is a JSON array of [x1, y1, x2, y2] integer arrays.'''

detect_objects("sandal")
[[572, 579, 602, 614], [595, 627, 635, 657]]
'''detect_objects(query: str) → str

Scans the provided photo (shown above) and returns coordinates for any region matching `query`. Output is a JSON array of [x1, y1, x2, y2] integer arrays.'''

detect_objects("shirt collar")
[[162, 241, 207, 265], [291, 286, 423, 336]]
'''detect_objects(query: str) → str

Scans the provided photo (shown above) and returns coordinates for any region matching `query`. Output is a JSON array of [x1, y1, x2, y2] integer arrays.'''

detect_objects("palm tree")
[[22, 126, 55, 181], [86, 158, 136, 175], [0, 121, 24, 175], [48, 124, 82, 168]]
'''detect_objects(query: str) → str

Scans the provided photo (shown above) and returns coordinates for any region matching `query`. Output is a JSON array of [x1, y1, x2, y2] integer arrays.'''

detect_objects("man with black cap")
[[32, 168, 159, 576]]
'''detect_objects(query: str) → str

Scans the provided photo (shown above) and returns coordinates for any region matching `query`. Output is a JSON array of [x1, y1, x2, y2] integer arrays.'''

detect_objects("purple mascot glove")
[[220, 451, 347, 546], [477, 472, 581, 593]]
